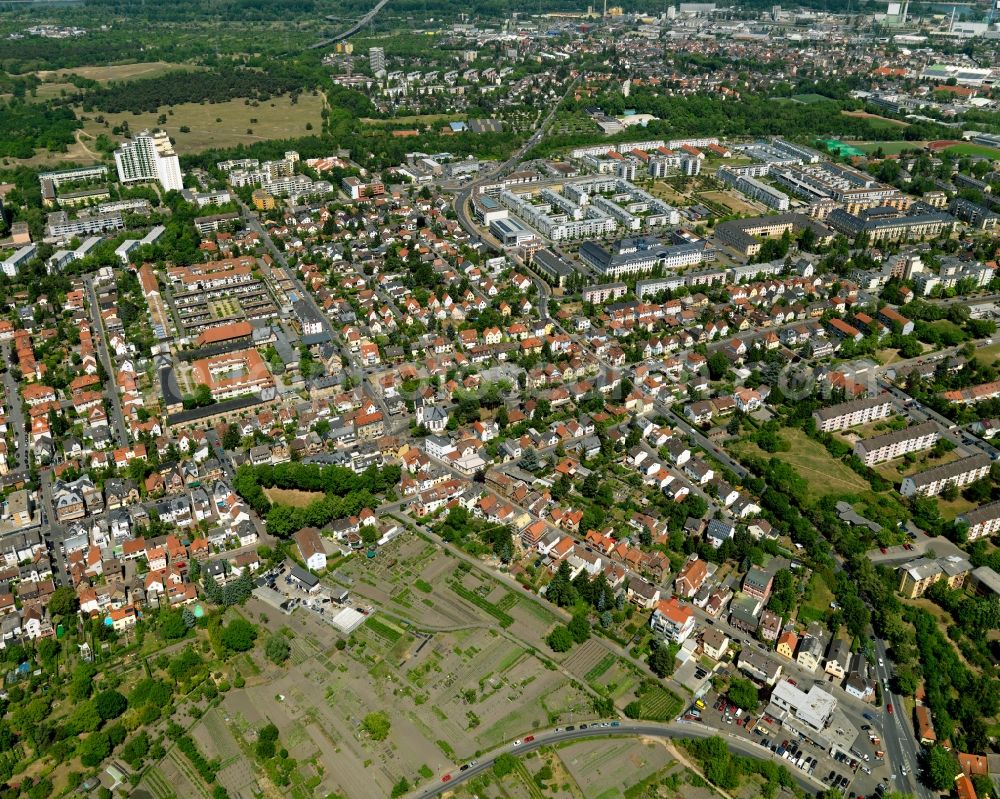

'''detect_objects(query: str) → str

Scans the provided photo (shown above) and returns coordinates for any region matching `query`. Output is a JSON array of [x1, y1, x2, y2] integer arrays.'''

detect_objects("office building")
[[114, 130, 184, 191]]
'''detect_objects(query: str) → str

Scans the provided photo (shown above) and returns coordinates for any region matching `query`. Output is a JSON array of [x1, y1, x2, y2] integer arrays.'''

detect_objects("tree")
[[568, 613, 591, 644], [93, 689, 128, 722], [390, 777, 410, 797], [546, 626, 575, 652], [265, 635, 290, 665], [220, 618, 257, 652], [707, 351, 730, 381], [727, 678, 759, 711], [922, 745, 959, 790], [222, 424, 241, 450], [159, 609, 188, 640], [648, 641, 677, 678], [492, 753, 517, 777], [362, 711, 391, 741], [78, 731, 110, 767], [255, 723, 279, 759], [48, 586, 78, 618]]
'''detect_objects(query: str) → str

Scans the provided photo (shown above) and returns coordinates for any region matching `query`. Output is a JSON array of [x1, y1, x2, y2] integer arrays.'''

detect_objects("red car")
[[524, 735, 535, 742], [442, 774, 452, 783], [880, 546, 888, 554], [887, 703, 893, 715]]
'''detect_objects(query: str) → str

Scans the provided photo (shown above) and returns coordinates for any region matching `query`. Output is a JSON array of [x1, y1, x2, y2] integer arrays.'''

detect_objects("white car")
[[513, 740, 522, 747], [878, 658, 884, 668]]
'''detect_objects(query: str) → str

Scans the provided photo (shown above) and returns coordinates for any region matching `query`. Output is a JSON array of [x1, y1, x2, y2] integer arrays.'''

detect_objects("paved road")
[[39, 468, 69, 587], [654, 399, 749, 480], [1, 349, 28, 473], [83, 276, 130, 447], [409, 720, 827, 798], [453, 78, 577, 252], [309, 0, 389, 49], [873, 639, 935, 799]]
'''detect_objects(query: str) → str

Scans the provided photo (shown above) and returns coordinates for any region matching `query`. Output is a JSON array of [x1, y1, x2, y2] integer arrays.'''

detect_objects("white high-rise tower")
[[114, 130, 183, 192]]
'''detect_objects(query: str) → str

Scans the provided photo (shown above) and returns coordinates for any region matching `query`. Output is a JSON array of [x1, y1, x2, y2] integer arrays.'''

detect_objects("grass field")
[[262, 487, 325, 507], [734, 427, 869, 499], [79, 92, 324, 152], [798, 571, 835, 625], [791, 93, 831, 104], [651, 181, 689, 205], [974, 341, 1000, 365], [944, 142, 1000, 159], [855, 140, 929, 155]]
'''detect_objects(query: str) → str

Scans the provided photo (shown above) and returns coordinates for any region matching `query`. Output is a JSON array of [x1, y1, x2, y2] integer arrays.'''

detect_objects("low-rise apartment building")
[[813, 396, 893, 432], [853, 421, 939, 466], [957, 500, 1000, 541], [900, 454, 990, 498]]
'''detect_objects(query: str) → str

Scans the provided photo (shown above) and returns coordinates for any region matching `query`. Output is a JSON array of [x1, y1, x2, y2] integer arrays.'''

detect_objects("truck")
[[875, 751, 885, 760], [870, 735, 881, 746]]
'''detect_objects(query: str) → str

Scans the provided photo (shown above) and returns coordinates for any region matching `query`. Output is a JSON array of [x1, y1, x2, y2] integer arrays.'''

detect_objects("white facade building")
[[114, 130, 184, 191]]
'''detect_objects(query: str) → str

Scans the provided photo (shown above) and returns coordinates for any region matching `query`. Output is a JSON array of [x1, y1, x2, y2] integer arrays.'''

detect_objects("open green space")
[[797, 571, 835, 625], [732, 427, 869, 498], [790, 93, 830, 104], [944, 142, 1000, 159], [80, 92, 324, 153]]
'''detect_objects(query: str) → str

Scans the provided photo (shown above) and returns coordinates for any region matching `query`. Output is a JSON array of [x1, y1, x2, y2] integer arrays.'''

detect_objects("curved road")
[[310, 0, 389, 49], [408, 721, 827, 798]]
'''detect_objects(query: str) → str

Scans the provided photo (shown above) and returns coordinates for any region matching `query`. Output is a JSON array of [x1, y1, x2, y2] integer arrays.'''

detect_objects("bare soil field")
[[35, 61, 193, 83]]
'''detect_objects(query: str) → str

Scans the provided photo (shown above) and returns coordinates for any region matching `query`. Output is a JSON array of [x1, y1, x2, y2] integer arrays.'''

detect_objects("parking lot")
[[684, 687, 882, 796]]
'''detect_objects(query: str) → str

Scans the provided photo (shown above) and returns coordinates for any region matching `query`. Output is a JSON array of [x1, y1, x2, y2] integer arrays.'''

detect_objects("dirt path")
[[74, 129, 100, 159], [650, 737, 736, 799]]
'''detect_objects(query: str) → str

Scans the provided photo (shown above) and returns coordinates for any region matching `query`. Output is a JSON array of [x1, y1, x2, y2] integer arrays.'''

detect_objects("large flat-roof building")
[[715, 214, 831, 258], [768, 680, 837, 734], [826, 208, 952, 243], [579, 236, 705, 279]]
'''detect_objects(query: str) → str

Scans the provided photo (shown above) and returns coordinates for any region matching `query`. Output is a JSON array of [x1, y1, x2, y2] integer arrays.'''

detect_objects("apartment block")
[[114, 130, 184, 191], [900, 454, 990, 498], [853, 421, 939, 466], [957, 500, 1000, 541], [898, 554, 971, 599], [813, 395, 893, 433]]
